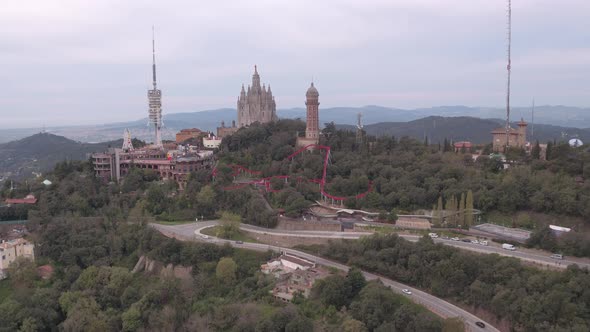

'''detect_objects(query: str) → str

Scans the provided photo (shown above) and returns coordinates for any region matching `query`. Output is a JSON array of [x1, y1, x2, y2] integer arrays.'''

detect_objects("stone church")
[[237, 66, 278, 127]]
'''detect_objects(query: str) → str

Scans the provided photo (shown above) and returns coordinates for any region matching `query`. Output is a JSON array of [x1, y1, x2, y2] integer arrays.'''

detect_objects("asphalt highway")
[[151, 222, 499, 332], [240, 223, 589, 270]]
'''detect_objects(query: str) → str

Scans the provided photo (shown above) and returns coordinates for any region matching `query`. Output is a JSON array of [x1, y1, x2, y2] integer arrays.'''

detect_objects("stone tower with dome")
[[297, 82, 320, 147], [237, 66, 278, 128]]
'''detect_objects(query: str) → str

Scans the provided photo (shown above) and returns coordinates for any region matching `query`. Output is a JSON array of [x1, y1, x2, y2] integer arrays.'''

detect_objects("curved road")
[[237, 223, 590, 270], [151, 222, 499, 332], [187, 221, 589, 269]]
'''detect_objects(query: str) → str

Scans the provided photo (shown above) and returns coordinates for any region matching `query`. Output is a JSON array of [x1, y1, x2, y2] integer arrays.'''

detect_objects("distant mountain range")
[[337, 116, 590, 144], [0, 105, 588, 144], [1, 115, 589, 181], [0, 133, 119, 179]]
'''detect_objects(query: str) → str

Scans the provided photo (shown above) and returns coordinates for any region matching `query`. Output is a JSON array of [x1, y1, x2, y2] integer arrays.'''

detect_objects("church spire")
[[252, 65, 261, 89]]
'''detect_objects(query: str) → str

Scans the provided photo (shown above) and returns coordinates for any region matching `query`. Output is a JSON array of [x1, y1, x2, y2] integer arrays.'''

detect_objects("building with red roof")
[[5, 194, 37, 206]]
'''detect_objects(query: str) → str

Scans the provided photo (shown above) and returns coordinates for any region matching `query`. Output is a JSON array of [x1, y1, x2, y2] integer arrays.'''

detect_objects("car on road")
[[475, 321, 486, 328], [402, 289, 412, 295], [235, 240, 243, 244], [200, 234, 209, 239], [451, 237, 460, 241], [479, 240, 488, 246], [502, 243, 516, 251], [471, 240, 479, 244], [428, 233, 439, 238], [550, 253, 563, 260], [461, 239, 471, 243]]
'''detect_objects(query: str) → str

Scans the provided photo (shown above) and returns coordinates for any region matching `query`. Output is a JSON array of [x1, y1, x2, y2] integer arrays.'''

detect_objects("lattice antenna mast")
[[505, 0, 512, 150], [152, 26, 157, 89], [531, 98, 535, 139]]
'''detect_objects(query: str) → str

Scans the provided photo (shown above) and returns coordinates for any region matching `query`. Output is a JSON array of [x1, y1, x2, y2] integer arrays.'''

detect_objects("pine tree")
[[465, 190, 474, 227]]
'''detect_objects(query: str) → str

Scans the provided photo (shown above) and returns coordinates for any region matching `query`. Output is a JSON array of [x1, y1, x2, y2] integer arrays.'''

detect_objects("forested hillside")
[[1, 120, 590, 330], [0, 161, 446, 331], [299, 234, 590, 331], [0, 133, 143, 179], [215, 120, 590, 256]]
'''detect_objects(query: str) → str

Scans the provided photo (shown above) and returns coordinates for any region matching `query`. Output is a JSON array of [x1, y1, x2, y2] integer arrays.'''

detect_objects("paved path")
[[151, 222, 499, 332]]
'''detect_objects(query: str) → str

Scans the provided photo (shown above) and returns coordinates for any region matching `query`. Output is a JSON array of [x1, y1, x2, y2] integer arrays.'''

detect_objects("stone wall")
[[395, 217, 431, 230], [240, 230, 332, 248]]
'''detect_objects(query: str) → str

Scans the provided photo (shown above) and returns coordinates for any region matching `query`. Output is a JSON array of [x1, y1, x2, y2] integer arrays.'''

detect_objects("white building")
[[0, 238, 35, 279], [261, 253, 315, 276], [203, 133, 222, 149]]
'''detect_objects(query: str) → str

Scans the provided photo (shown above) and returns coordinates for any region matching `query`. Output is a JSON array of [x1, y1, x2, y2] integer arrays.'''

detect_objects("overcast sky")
[[1, 0, 589, 128]]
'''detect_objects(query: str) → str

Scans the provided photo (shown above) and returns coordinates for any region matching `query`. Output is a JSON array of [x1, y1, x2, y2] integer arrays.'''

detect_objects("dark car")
[[461, 239, 471, 243], [475, 321, 485, 328], [235, 240, 243, 244]]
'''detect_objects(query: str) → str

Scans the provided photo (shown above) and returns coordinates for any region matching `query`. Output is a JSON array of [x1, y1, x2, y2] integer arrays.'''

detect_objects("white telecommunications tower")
[[148, 26, 163, 148]]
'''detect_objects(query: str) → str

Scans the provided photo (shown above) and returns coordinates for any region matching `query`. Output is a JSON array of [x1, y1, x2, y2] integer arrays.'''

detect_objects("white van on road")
[[502, 243, 516, 251]]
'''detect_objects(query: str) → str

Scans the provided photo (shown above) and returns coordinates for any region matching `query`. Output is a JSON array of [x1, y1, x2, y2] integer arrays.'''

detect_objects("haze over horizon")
[[1, 0, 589, 128]]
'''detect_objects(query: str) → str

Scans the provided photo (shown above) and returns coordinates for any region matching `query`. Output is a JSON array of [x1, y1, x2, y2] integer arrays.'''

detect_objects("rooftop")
[[280, 254, 315, 268], [0, 238, 31, 250], [5, 194, 37, 205]]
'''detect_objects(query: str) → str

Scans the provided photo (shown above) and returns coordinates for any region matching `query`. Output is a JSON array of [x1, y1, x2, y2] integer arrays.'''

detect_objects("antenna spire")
[[152, 26, 157, 89], [531, 98, 535, 139], [505, 0, 512, 150]]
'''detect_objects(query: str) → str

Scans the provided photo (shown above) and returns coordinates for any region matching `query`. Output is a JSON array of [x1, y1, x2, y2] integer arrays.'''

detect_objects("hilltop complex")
[[90, 36, 322, 189], [91, 34, 215, 189]]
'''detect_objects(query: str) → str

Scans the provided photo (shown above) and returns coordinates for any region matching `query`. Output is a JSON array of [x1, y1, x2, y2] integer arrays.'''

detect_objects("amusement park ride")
[[212, 144, 372, 206]]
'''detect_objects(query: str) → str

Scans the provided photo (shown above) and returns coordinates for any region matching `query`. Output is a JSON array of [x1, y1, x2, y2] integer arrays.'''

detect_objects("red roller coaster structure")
[[212, 144, 372, 203]]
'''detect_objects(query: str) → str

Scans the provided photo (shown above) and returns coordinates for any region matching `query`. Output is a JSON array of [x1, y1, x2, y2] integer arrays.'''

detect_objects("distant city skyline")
[[1, 0, 589, 128]]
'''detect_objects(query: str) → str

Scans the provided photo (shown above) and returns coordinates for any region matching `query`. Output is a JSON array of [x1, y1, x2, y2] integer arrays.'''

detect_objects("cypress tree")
[[546, 141, 553, 160], [531, 140, 541, 159], [434, 196, 444, 226], [465, 190, 474, 227], [459, 192, 466, 227], [444, 195, 451, 226]]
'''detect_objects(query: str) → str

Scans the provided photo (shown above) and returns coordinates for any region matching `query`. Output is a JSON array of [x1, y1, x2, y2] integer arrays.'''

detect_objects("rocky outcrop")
[[132, 255, 193, 281]]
